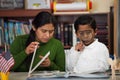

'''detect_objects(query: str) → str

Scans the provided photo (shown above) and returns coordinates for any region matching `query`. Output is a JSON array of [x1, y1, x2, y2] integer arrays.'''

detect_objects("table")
[[9, 72, 27, 80], [9, 72, 120, 80]]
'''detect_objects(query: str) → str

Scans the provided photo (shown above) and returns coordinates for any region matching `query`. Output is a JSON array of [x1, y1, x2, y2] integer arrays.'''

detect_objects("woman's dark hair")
[[26, 11, 57, 47], [74, 15, 96, 33], [25, 11, 57, 69]]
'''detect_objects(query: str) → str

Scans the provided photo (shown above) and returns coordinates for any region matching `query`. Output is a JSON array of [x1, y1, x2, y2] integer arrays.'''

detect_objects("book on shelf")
[[64, 24, 69, 46], [96, 29, 108, 35], [55, 22, 76, 48], [68, 24, 73, 46], [95, 35, 108, 39], [72, 24, 77, 46], [8, 21, 15, 44], [25, 0, 51, 9], [64, 23, 73, 46], [55, 23, 61, 40], [4, 22, 9, 45], [0, 18, 4, 46], [60, 23, 64, 45], [97, 25, 108, 29], [3, 19, 31, 45], [0, 0, 24, 9]]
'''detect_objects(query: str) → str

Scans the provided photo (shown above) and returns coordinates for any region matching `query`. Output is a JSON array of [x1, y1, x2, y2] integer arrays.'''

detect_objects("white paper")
[[28, 45, 38, 76], [68, 73, 109, 78], [29, 51, 50, 74]]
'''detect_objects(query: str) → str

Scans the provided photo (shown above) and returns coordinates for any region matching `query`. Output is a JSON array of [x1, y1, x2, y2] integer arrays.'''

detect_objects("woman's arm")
[[49, 42, 65, 71], [10, 36, 28, 71]]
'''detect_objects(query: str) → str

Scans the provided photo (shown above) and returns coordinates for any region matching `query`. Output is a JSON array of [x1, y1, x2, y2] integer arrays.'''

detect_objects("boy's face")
[[76, 24, 96, 46]]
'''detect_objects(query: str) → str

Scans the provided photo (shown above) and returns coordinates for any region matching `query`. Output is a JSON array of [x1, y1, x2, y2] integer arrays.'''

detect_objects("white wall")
[[91, 0, 114, 13]]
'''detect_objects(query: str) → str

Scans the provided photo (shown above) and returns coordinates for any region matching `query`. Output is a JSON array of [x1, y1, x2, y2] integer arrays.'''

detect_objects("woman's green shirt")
[[10, 35, 65, 72]]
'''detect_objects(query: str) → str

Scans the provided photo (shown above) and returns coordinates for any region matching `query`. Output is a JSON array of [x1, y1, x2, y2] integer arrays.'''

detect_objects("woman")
[[10, 11, 65, 72]]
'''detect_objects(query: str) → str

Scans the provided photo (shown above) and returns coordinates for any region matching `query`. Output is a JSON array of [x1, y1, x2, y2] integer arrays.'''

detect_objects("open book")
[[64, 72, 110, 78], [28, 71, 110, 79]]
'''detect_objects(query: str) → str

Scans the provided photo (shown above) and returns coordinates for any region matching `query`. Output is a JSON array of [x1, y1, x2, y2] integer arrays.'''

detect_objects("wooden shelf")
[[0, 9, 51, 17], [53, 11, 90, 15], [0, 9, 109, 17], [0, 9, 113, 53], [54, 11, 109, 16]]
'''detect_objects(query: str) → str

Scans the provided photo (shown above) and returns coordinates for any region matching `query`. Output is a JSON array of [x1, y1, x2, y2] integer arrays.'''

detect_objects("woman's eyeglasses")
[[78, 30, 92, 37]]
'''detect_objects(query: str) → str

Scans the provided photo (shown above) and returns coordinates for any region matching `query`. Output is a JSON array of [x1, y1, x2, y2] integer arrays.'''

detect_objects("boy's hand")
[[75, 41, 84, 51]]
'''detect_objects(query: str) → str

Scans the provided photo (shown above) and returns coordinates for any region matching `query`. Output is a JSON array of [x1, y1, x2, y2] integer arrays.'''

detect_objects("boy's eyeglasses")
[[78, 30, 92, 36]]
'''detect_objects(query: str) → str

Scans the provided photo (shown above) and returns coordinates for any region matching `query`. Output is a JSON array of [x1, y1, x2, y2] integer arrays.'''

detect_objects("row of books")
[[0, 16, 109, 48], [55, 23, 73, 47], [0, 18, 78, 48], [0, 18, 32, 45], [54, 23, 109, 47]]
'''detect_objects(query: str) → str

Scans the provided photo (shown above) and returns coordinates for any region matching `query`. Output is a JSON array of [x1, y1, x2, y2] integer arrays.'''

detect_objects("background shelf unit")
[[54, 13, 113, 54], [0, 9, 51, 17], [0, 9, 113, 54]]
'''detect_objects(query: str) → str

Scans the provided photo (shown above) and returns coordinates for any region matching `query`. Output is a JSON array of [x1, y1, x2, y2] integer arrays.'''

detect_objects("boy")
[[68, 15, 110, 73]]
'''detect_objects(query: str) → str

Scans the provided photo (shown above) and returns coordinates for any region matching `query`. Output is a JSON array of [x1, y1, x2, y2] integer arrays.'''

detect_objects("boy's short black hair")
[[74, 15, 97, 33]]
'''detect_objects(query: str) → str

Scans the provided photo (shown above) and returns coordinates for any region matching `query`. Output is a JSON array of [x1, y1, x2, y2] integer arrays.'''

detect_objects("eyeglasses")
[[78, 30, 92, 36]]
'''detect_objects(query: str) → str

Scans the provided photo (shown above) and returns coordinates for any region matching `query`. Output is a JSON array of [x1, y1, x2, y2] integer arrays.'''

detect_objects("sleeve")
[[66, 46, 80, 71], [73, 44, 110, 73], [49, 42, 65, 71], [97, 45, 110, 71], [10, 36, 28, 71]]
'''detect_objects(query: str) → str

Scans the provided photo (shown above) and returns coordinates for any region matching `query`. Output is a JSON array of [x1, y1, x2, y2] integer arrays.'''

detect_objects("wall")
[[91, 0, 114, 13]]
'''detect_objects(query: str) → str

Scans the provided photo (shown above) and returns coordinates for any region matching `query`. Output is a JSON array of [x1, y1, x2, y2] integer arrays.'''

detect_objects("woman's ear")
[[32, 26, 36, 31]]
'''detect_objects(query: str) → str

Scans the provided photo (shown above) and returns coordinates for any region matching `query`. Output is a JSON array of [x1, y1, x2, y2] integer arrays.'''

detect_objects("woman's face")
[[76, 24, 96, 46], [33, 23, 55, 43]]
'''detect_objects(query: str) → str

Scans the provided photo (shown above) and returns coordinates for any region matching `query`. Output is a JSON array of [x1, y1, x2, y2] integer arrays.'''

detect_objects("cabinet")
[[0, 9, 113, 54]]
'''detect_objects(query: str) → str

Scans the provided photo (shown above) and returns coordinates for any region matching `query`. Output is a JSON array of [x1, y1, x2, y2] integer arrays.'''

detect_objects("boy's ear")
[[95, 29, 97, 36], [75, 32, 79, 38], [76, 33, 80, 40]]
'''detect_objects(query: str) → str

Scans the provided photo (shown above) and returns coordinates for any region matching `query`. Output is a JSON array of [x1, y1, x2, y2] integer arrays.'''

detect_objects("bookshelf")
[[0, 9, 51, 17], [54, 12, 113, 54], [0, 9, 113, 53], [0, 9, 51, 47]]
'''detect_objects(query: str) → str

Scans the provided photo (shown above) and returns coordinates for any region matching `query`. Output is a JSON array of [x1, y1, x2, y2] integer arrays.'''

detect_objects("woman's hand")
[[75, 41, 84, 51], [25, 42, 39, 55], [39, 55, 51, 67]]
